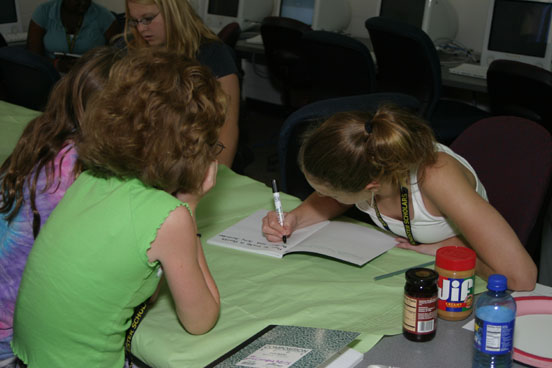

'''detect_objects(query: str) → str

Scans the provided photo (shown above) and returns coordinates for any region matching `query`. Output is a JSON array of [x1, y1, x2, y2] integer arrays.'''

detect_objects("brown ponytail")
[[299, 104, 437, 193]]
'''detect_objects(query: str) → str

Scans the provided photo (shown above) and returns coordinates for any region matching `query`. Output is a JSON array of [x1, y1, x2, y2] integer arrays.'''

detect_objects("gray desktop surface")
[[358, 316, 525, 368]]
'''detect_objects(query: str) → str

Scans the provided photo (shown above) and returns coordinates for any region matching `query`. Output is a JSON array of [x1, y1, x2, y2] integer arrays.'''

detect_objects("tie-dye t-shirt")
[[0, 144, 77, 360]]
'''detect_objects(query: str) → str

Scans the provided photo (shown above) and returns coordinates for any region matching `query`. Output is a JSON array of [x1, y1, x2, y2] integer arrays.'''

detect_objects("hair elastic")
[[365, 119, 372, 133]]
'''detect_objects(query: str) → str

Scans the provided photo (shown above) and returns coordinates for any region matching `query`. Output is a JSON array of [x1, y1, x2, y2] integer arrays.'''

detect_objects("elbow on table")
[[178, 307, 220, 335], [506, 263, 538, 291]]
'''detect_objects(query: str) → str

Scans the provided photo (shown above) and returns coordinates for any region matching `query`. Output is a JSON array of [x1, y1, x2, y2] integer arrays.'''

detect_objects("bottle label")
[[403, 295, 437, 334], [438, 275, 475, 312], [474, 317, 515, 354]]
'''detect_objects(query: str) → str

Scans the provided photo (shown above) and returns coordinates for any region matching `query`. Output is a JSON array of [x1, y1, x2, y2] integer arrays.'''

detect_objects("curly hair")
[[125, 0, 219, 58], [299, 105, 438, 193], [77, 48, 227, 194], [0, 46, 123, 236]]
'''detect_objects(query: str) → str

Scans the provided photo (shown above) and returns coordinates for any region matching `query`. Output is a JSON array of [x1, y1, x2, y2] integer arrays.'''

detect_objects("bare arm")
[[412, 154, 537, 290], [147, 162, 220, 334], [27, 20, 46, 57], [262, 192, 351, 242], [147, 206, 220, 334], [216, 74, 240, 167]]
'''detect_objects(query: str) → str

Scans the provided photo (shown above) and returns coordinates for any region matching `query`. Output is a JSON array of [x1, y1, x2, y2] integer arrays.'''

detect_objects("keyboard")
[[245, 34, 263, 45], [448, 63, 488, 79], [4, 32, 28, 44]]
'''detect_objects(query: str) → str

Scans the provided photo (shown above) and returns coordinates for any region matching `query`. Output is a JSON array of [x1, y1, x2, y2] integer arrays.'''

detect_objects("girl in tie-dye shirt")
[[0, 46, 121, 366]]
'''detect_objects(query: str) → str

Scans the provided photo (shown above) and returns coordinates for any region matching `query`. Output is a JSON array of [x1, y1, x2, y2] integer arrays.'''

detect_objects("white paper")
[[207, 209, 396, 266], [236, 344, 312, 368]]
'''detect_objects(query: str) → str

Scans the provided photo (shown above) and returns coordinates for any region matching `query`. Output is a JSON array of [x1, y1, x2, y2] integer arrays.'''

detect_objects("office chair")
[[299, 30, 376, 102], [487, 59, 552, 134], [278, 93, 421, 200], [260, 16, 312, 110], [0, 33, 7, 48], [217, 22, 241, 49], [451, 116, 552, 267], [365, 16, 489, 145], [0, 47, 60, 111]]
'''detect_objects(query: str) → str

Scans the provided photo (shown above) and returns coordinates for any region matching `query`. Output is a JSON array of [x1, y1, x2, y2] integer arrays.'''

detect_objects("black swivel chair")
[[0, 47, 60, 111], [487, 59, 552, 134], [218, 22, 242, 49], [278, 93, 421, 201], [260, 16, 313, 111], [299, 30, 376, 103], [365, 16, 489, 145]]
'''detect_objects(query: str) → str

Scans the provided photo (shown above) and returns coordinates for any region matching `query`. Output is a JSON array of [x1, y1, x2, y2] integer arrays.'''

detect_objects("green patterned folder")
[[205, 325, 361, 368]]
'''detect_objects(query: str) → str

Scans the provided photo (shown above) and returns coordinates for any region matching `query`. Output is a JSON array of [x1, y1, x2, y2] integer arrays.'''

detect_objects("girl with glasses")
[[11, 48, 225, 367], [124, 0, 240, 168]]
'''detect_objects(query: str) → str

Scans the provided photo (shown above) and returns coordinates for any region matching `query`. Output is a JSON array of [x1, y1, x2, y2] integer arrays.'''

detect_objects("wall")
[[18, 0, 491, 53]]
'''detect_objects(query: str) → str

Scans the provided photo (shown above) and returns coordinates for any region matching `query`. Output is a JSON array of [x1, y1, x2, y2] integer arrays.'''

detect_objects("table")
[[131, 166, 487, 367], [0, 100, 41, 164]]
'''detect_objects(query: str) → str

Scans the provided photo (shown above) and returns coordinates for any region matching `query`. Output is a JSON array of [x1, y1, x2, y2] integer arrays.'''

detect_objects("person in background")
[[124, 0, 240, 167], [0, 46, 122, 368], [261, 106, 537, 291], [11, 48, 224, 367], [27, 0, 120, 73]]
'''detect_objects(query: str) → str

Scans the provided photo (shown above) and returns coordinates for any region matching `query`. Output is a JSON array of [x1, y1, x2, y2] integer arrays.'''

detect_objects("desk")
[[0, 101, 41, 164], [131, 166, 487, 367], [235, 38, 488, 97]]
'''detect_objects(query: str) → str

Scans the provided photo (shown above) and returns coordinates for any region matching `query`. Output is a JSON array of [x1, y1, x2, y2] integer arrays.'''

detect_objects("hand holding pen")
[[271, 179, 287, 244]]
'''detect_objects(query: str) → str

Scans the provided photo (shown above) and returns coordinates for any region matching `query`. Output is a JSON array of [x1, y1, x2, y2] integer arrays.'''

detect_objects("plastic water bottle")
[[472, 274, 516, 368]]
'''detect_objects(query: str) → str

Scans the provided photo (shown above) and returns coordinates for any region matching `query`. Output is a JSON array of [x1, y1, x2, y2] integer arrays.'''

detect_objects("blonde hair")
[[77, 48, 227, 194], [125, 0, 219, 58], [299, 105, 437, 192]]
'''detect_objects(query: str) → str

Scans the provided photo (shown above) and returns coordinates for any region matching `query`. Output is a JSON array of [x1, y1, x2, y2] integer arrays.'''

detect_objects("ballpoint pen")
[[271, 179, 287, 244]]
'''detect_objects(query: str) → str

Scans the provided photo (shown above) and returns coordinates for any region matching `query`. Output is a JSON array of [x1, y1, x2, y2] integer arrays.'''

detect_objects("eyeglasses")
[[128, 12, 160, 27], [213, 142, 226, 156]]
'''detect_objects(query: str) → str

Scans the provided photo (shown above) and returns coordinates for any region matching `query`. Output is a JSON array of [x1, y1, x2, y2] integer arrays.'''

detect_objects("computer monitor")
[[203, 0, 274, 33], [376, 0, 458, 42], [0, 0, 23, 36], [480, 0, 552, 70], [278, 0, 351, 32]]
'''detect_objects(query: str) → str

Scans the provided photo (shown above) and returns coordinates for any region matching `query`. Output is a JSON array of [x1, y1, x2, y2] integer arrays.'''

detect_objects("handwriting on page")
[[219, 235, 288, 251], [236, 344, 312, 368]]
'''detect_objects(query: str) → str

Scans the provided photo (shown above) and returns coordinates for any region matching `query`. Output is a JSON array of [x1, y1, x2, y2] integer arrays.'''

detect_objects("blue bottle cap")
[[487, 274, 507, 291]]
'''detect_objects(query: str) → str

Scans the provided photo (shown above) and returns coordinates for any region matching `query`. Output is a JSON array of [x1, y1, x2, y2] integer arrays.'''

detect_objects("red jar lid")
[[435, 246, 476, 271]]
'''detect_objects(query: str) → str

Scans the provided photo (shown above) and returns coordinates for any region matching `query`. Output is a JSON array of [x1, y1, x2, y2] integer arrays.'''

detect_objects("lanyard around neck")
[[373, 185, 418, 245], [64, 18, 83, 53]]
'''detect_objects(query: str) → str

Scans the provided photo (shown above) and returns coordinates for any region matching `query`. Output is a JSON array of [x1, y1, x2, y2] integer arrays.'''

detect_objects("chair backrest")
[[487, 59, 552, 134], [278, 93, 421, 200], [260, 16, 312, 109], [365, 16, 441, 120], [217, 22, 241, 49], [0, 47, 60, 111], [451, 116, 552, 264], [300, 30, 376, 102]]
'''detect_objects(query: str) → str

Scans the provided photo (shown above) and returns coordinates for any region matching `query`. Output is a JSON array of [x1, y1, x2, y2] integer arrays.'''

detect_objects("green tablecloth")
[[0, 101, 486, 367], [132, 166, 486, 367], [0, 101, 41, 164]]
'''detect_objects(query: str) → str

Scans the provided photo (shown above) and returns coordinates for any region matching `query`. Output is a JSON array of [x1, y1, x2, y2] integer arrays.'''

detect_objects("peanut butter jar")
[[435, 246, 476, 321]]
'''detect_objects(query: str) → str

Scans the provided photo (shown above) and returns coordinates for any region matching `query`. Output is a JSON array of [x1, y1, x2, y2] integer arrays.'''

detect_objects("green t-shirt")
[[12, 171, 184, 367]]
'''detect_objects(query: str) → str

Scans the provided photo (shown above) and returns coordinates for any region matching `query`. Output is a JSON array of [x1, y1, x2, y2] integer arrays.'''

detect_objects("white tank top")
[[356, 144, 488, 244]]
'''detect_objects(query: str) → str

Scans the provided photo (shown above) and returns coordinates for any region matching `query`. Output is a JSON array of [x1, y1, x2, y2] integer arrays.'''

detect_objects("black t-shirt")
[[196, 41, 240, 79]]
